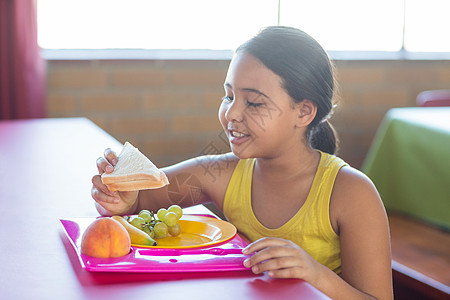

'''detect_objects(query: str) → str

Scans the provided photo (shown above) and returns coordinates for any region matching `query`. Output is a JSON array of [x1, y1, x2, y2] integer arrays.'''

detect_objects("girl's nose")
[[225, 99, 244, 122]]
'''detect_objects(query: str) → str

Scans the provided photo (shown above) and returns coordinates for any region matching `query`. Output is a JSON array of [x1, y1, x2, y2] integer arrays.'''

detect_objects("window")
[[37, 0, 278, 50], [280, 0, 404, 51], [404, 0, 450, 52], [37, 0, 450, 58]]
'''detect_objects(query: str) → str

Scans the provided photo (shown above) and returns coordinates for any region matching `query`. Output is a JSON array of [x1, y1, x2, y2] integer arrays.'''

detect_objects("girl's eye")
[[222, 96, 263, 107], [246, 101, 263, 107], [222, 96, 233, 102]]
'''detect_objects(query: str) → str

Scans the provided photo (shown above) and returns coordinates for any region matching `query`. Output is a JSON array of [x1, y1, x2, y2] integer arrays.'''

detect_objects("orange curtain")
[[0, 0, 45, 119]]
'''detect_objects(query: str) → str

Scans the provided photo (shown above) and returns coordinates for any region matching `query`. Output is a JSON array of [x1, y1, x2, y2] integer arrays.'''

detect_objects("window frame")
[[40, 48, 450, 61], [38, 0, 450, 61]]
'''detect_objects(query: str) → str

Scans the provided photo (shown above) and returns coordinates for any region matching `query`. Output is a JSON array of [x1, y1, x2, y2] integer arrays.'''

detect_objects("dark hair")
[[236, 26, 339, 155]]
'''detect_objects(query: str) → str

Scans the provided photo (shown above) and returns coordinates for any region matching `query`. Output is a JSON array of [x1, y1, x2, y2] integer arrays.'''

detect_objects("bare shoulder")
[[333, 166, 380, 199], [330, 165, 388, 233]]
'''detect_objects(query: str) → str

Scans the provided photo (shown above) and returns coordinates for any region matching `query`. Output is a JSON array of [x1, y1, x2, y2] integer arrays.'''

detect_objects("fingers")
[[246, 254, 302, 275], [96, 148, 117, 174], [243, 244, 295, 271], [243, 237, 289, 254], [242, 237, 309, 278], [104, 148, 118, 165], [243, 238, 292, 270], [266, 267, 304, 279], [91, 174, 119, 203]]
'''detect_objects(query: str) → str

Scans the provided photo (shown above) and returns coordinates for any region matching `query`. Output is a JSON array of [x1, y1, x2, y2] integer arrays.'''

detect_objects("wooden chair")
[[416, 90, 450, 107]]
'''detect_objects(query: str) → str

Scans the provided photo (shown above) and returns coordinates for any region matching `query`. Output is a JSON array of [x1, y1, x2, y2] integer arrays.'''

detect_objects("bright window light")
[[37, 0, 450, 54], [280, 0, 404, 51], [37, 0, 278, 50], [404, 0, 450, 52]]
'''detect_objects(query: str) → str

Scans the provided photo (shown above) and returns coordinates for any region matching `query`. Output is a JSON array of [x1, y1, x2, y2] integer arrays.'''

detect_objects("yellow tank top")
[[223, 151, 347, 274]]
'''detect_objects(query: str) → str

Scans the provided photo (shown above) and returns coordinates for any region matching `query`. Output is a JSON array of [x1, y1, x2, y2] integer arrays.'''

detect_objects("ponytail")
[[309, 120, 339, 155]]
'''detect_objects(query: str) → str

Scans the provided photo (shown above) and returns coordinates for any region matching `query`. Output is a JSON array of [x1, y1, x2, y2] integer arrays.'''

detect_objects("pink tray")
[[60, 216, 250, 273]]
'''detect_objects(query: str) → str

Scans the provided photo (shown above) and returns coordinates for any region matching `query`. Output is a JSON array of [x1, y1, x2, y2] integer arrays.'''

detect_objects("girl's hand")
[[91, 148, 138, 216], [242, 237, 324, 284]]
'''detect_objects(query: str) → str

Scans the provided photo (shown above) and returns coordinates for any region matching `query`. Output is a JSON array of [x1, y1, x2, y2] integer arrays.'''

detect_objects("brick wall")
[[45, 59, 450, 169]]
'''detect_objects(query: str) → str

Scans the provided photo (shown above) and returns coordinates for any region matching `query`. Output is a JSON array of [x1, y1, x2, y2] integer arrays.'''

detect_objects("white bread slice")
[[101, 142, 169, 191]]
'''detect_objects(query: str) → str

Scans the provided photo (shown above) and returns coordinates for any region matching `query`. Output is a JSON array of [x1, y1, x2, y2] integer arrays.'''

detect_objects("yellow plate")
[[132, 215, 237, 249]]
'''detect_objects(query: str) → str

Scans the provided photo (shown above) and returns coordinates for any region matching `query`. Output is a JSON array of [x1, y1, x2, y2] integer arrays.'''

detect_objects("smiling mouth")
[[227, 128, 253, 147], [230, 130, 248, 138]]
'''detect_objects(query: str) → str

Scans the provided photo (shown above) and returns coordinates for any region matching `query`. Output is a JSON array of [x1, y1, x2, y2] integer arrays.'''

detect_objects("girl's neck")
[[254, 144, 320, 182]]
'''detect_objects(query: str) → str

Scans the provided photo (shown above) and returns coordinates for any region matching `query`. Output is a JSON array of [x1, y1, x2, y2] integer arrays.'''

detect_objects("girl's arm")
[[92, 148, 238, 216], [243, 167, 393, 300], [328, 167, 393, 299]]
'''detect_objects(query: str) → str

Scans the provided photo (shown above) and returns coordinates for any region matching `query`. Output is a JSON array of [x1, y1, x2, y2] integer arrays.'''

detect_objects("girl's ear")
[[295, 99, 317, 128]]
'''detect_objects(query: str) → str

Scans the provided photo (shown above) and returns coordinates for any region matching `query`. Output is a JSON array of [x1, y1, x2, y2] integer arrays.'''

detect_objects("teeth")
[[232, 131, 246, 137]]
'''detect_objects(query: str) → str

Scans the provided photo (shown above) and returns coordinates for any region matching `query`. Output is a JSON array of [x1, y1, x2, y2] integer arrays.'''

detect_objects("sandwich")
[[101, 141, 169, 191]]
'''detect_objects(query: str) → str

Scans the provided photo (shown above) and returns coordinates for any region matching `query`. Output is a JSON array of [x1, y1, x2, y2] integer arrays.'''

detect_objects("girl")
[[92, 26, 393, 299]]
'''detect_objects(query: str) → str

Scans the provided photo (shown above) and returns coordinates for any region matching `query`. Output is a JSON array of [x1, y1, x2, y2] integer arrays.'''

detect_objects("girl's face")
[[219, 52, 303, 159]]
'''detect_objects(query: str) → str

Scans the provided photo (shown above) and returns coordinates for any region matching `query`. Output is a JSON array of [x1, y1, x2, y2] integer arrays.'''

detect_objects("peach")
[[80, 217, 131, 258]]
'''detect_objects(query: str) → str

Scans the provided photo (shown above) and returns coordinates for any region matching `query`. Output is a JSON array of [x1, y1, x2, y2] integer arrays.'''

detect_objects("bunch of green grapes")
[[127, 204, 183, 239]]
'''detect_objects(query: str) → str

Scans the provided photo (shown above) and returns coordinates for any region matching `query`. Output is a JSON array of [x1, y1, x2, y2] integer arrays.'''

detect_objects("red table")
[[0, 118, 329, 299]]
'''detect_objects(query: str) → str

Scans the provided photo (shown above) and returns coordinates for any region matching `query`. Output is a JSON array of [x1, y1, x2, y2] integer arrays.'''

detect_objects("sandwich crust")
[[102, 175, 169, 192], [101, 142, 169, 191]]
